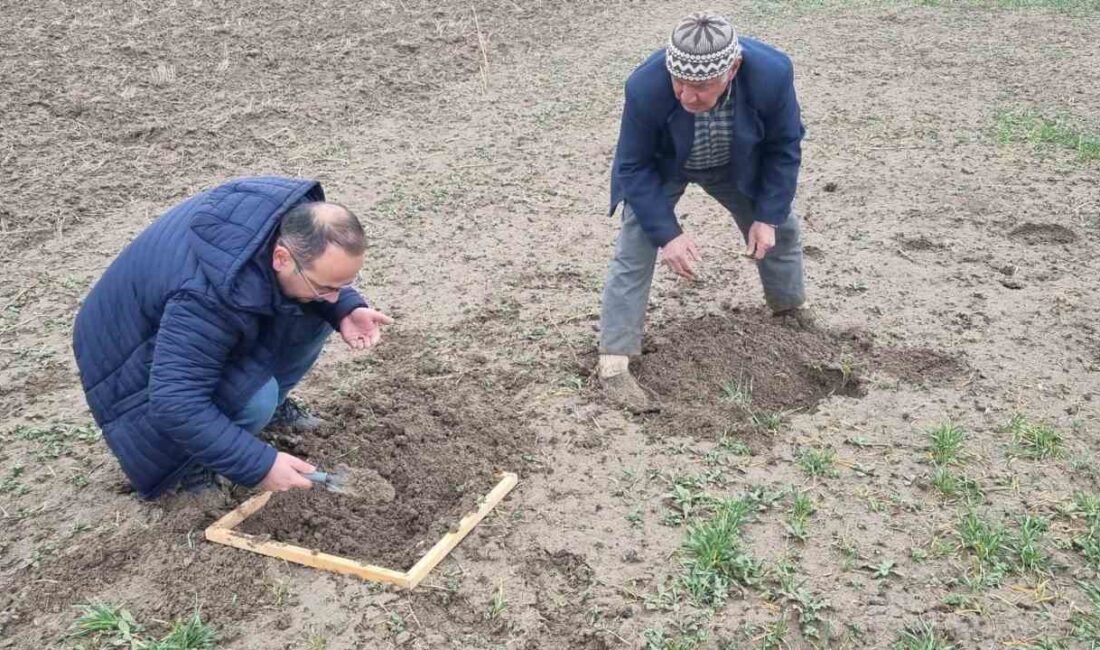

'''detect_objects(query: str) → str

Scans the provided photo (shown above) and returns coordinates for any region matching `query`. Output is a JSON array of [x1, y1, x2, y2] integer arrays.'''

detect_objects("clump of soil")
[[337, 466, 396, 503], [238, 333, 533, 569], [632, 308, 963, 439]]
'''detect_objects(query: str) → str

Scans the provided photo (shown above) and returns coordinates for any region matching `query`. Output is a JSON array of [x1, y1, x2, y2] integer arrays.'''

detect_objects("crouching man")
[[73, 177, 391, 499]]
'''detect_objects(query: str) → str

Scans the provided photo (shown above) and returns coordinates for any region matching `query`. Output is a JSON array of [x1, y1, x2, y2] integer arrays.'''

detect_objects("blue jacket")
[[73, 177, 367, 499], [609, 38, 805, 247]]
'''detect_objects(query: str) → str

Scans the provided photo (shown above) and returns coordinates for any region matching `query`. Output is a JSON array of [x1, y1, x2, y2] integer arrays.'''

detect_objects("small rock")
[[1000, 278, 1025, 290], [824, 181, 838, 192], [395, 631, 412, 645]]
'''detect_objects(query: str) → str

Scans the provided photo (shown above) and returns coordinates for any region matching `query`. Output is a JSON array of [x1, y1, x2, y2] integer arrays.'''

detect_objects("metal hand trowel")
[[302, 470, 356, 496]]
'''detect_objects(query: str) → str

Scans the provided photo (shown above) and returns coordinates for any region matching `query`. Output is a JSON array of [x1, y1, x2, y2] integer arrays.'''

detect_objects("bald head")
[[277, 201, 366, 267]]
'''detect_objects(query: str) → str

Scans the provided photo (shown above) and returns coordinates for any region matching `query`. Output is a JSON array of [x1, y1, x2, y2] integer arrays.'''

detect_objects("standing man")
[[73, 177, 392, 499], [599, 12, 811, 411]]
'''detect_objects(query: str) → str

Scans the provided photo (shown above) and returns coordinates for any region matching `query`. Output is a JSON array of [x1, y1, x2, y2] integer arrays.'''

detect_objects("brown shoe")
[[773, 305, 819, 331], [601, 372, 660, 414]]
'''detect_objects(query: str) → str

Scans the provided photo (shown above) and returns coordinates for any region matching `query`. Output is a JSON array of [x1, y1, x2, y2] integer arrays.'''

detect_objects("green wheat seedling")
[[784, 491, 816, 542], [720, 373, 753, 410], [798, 448, 838, 478], [957, 511, 1011, 585], [995, 108, 1100, 162], [1072, 493, 1100, 571], [485, 583, 508, 621], [67, 603, 141, 643], [931, 466, 982, 502], [890, 619, 956, 650], [957, 510, 1053, 585], [147, 612, 217, 650], [679, 497, 760, 607], [928, 422, 966, 466], [1005, 414, 1063, 460], [1072, 581, 1100, 647], [760, 616, 790, 650], [751, 412, 784, 432], [67, 604, 216, 650], [1010, 515, 1051, 573]]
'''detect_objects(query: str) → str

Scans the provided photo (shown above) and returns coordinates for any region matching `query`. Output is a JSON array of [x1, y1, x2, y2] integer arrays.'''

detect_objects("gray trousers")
[[599, 168, 805, 356]]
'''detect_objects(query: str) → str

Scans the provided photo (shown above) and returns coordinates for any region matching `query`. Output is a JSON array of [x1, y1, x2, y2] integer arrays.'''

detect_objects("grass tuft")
[[149, 611, 217, 650], [890, 619, 956, 650], [1005, 415, 1063, 460], [67, 604, 215, 650], [68, 603, 140, 642], [995, 108, 1100, 161], [785, 490, 816, 542], [798, 448, 838, 478], [1072, 493, 1100, 571], [928, 422, 966, 466], [720, 374, 754, 410], [1072, 581, 1100, 646], [679, 498, 760, 607]]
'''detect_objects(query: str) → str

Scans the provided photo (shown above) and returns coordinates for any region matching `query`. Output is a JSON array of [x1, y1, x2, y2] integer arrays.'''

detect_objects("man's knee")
[[234, 377, 279, 434]]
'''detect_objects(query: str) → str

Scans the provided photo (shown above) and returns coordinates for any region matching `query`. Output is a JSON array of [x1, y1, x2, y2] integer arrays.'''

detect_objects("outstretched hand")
[[660, 233, 702, 280], [339, 307, 394, 351]]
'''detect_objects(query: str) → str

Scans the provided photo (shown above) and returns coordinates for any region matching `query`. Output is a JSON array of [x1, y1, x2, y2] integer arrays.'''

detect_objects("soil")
[[630, 308, 963, 440], [237, 333, 532, 569], [338, 466, 396, 503], [1, 1, 1099, 648]]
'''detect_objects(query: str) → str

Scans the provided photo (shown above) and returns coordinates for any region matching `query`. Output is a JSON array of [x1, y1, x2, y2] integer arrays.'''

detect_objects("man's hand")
[[660, 233, 702, 280], [339, 307, 394, 351], [259, 451, 315, 492], [746, 222, 776, 260]]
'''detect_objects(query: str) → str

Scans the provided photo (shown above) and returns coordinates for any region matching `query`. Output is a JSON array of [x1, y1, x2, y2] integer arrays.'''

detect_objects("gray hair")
[[277, 202, 366, 267]]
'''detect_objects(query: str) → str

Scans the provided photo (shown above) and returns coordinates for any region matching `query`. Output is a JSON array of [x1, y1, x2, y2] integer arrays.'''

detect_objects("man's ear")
[[272, 243, 292, 271], [728, 57, 742, 80]]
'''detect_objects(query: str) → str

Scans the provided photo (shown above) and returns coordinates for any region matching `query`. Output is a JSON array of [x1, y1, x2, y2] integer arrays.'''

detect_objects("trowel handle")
[[302, 471, 329, 484]]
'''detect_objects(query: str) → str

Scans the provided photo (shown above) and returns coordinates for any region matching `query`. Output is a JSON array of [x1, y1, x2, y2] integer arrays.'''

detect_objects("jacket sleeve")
[[307, 286, 369, 330], [754, 65, 805, 225], [148, 292, 278, 487], [613, 87, 682, 247]]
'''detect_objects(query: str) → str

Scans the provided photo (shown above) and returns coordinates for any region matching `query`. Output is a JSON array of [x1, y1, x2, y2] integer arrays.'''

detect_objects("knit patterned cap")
[[665, 12, 741, 82]]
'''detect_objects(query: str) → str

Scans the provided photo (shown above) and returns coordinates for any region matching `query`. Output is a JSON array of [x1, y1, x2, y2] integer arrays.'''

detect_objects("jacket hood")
[[188, 176, 324, 311]]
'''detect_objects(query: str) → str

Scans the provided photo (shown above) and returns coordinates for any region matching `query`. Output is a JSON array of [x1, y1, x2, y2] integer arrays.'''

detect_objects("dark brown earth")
[[238, 332, 534, 569], [632, 307, 963, 440]]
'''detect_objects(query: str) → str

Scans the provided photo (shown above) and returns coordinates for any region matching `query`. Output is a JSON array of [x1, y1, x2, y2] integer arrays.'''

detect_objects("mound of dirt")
[[1009, 222, 1078, 245], [237, 333, 533, 569], [631, 308, 964, 439]]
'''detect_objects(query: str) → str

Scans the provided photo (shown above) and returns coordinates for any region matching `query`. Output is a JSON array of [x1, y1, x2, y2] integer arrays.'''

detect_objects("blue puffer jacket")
[[73, 177, 367, 499]]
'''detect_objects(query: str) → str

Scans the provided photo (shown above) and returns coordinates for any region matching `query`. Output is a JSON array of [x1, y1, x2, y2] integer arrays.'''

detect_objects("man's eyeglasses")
[[279, 241, 352, 300]]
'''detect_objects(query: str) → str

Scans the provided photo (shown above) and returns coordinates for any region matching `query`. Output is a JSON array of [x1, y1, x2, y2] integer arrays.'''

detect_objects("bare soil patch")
[[238, 332, 534, 569]]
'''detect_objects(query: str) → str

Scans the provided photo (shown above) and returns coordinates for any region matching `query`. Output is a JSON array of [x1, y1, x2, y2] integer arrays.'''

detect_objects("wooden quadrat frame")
[[205, 471, 518, 589]]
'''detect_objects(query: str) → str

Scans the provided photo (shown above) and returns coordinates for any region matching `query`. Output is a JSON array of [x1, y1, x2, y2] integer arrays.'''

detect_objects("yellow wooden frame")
[[205, 471, 518, 589]]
